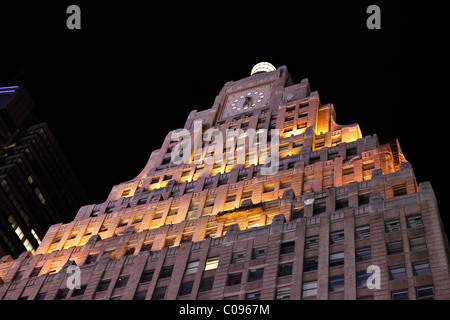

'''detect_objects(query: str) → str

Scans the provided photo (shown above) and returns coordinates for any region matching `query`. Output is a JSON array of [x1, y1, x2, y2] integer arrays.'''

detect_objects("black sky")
[[0, 2, 446, 232]]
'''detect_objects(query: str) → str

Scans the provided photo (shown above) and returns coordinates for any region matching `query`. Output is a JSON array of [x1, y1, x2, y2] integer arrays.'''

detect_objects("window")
[[355, 225, 370, 240], [410, 237, 427, 251], [246, 292, 261, 300], [121, 188, 131, 197], [72, 284, 87, 297], [407, 215, 423, 228], [280, 179, 292, 189], [389, 266, 406, 280], [387, 241, 403, 255], [96, 279, 111, 293], [55, 288, 69, 300], [393, 184, 407, 197], [118, 218, 130, 227], [225, 193, 236, 203], [276, 286, 291, 300], [178, 281, 194, 296], [232, 251, 246, 264], [185, 261, 200, 275], [248, 268, 264, 282], [280, 241, 295, 255], [158, 266, 174, 280], [303, 257, 318, 272], [30, 266, 42, 277], [335, 198, 349, 210], [198, 277, 214, 293], [252, 247, 267, 260], [133, 290, 148, 300], [358, 193, 371, 205], [329, 252, 344, 267], [34, 292, 47, 300], [391, 291, 409, 300], [139, 270, 154, 284], [355, 247, 371, 262], [416, 287, 435, 300], [167, 206, 179, 216], [90, 210, 100, 217], [151, 287, 167, 300], [302, 281, 317, 298], [263, 183, 275, 193], [413, 262, 431, 276], [330, 231, 345, 245], [85, 254, 98, 265], [293, 207, 304, 219], [114, 275, 130, 289], [227, 273, 242, 286], [385, 220, 401, 232], [342, 166, 354, 176], [356, 272, 370, 288], [329, 276, 345, 293], [305, 236, 319, 250], [313, 203, 326, 215], [278, 262, 293, 277]]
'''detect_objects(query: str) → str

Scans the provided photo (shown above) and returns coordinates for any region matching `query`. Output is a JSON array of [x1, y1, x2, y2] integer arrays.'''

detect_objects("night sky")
[[0, 3, 446, 232]]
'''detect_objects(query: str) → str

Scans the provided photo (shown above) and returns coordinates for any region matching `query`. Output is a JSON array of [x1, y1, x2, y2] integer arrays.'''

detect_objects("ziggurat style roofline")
[[1, 64, 449, 300]]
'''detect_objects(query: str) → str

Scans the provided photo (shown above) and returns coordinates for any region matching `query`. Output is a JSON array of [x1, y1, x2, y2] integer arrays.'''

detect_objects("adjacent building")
[[0, 86, 89, 257], [0, 64, 449, 300]]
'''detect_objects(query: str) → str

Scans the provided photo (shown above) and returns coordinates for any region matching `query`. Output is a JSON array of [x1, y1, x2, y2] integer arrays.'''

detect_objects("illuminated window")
[[250, 62, 276, 75], [121, 188, 131, 197], [302, 281, 317, 298], [205, 256, 219, 270], [27, 175, 33, 184]]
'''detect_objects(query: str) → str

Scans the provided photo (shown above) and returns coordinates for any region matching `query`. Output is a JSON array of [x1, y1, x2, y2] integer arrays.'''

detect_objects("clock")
[[224, 87, 270, 116]]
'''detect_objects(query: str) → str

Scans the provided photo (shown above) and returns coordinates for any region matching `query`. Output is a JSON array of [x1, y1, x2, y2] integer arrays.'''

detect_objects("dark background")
[[0, 2, 446, 232]]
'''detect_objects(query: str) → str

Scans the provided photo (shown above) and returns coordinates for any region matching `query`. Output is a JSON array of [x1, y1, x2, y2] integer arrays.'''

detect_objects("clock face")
[[226, 89, 268, 114]]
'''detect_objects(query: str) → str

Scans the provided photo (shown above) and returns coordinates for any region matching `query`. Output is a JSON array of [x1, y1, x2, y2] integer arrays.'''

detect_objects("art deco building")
[[0, 64, 449, 300], [0, 86, 89, 258]]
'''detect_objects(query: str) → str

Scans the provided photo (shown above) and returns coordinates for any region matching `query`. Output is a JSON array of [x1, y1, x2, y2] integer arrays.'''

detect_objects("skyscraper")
[[0, 64, 448, 300], [0, 86, 89, 258]]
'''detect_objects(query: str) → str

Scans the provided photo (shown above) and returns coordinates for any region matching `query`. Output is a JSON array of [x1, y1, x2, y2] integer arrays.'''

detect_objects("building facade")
[[0, 64, 449, 300], [0, 86, 89, 257]]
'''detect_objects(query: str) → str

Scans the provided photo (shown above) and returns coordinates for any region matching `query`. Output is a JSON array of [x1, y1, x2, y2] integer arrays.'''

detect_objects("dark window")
[[151, 287, 167, 300], [356, 272, 370, 288], [133, 290, 147, 300], [34, 292, 47, 300], [335, 198, 349, 210], [114, 275, 130, 289], [389, 266, 406, 280], [385, 220, 401, 233], [387, 242, 403, 255], [410, 237, 427, 251], [392, 291, 409, 300], [303, 257, 318, 272], [158, 266, 174, 279], [330, 231, 345, 245], [416, 287, 435, 300], [278, 262, 293, 277], [140, 270, 155, 283], [96, 279, 111, 293], [313, 203, 326, 215], [329, 276, 345, 292], [85, 254, 98, 265], [227, 273, 242, 286], [280, 241, 295, 255], [413, 262, 431, 276], [198, 277, 215, 293], [232, 251, 246, 264], [358, 193, 371, 205], [248, 268, 264, 282], [55, 288, 69, 300], [252, 247, 267, 260], [30, 266, 42, 277], [355, 225, 370, 240], [72, 284, 87, 297], [246, 292, 260, 300], [355, 247, 371, 262], [407, 215, 423, 228], [305, 236, 319, 250], [293, 207, 304, 219], [178, 281, 194, 296], [329, 252, 344, 267]]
